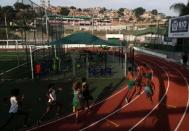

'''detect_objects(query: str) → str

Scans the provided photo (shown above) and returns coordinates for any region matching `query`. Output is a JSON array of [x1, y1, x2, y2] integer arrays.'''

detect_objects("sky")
[[0, 0, 188, 16]]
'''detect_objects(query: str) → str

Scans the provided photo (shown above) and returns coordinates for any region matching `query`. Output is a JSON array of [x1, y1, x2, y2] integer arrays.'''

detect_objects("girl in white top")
[[1, 88, 28, 129], [48, 88, 56, 103], [9, 96, 18, 113], [40, 84, 57, 122]]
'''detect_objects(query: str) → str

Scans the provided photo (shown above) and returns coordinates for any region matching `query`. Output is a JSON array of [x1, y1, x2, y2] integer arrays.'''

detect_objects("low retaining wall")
[[134, 47, 167, 59]]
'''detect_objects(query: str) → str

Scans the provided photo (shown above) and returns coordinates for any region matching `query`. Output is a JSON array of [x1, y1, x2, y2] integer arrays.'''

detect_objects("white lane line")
[[149, 55, 189, 131], [0, 62, 27, 76], [27, 83, 128, 131], [129, 61, 170, 131], [80, 60, 154, 131], [174, 72, 189, 131], [79, 91, 144, 131], [158, 59, 189, 131], [138, 55, 189, 131]]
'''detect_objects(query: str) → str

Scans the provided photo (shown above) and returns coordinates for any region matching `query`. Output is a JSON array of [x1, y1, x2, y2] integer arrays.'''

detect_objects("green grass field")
[[0, 51, 27, 75]]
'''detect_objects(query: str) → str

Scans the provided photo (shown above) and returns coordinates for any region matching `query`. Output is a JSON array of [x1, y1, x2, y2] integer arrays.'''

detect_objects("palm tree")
[[170, 1, 189, 52], [170, 1, 189, 16]]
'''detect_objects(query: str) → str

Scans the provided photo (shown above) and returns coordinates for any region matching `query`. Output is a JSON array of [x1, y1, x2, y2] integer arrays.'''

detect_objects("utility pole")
[[92, 8, 94, 35], [4, 14, 9, 47], [45, 4, 49, 36]]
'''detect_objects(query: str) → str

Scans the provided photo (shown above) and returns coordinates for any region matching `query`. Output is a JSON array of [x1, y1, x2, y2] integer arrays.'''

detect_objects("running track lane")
[[80, 54, 170, 131], [141, 54, 189, 131], [28, 54, 188, 131], [128, 55, 189, 131], [102, 51, 189, 131], [27, 57, 153, 131]]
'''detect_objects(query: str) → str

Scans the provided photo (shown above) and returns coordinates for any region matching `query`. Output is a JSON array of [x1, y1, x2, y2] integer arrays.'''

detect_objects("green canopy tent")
[[49, 31, 127, 78], [50, 31, 113, 78], [50, 31, 111, 45]]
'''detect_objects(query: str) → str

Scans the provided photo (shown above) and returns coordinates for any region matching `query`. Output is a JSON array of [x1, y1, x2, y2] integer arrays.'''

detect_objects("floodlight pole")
[[124, 46, 127, 77], [86, 53, 89, 79], [54, 45, 57, 58], [92, 10, 94, 35], [4, 14, 9, 47], [45, 4, 49, 35], [71, 53, 76, 76], [29, 46, 34, 79]]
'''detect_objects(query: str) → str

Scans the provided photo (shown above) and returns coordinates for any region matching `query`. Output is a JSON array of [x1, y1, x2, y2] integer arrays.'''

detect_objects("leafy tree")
[[117, 8, 124, 17], [70, 6, 76, 9], [60, 7, 70, 16], [118, 8, 124, 13], [83, 9, 90, 12], [170, 2, 189, 16], [14, 2, 31, 11], [13, 2, 35, 23], [77, 8, 82, 11], [133, 7, 145, 18], [99, 7, 106, 14], [151, 9, 158, 15], [1, 6, 16, 23]]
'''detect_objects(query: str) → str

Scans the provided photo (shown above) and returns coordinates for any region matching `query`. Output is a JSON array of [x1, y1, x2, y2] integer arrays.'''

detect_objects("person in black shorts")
[[39, 84, 56, 122], [81, 77, 92, 110], [182, 52, 188, 66]]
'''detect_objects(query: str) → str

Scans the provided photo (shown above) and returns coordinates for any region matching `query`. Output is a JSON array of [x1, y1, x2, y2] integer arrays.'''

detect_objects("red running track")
[[27, 54, 189, 131]]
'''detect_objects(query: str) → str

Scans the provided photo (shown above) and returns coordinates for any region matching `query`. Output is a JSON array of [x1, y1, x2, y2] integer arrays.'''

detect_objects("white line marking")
[[161, 103, 177, 108], [106, 119, 119, 127], [0, 63, 27, 76], [80, 60, 154, 131], [137, 55, 189, 131], [27, 83, 128, 131], [149, 55, 189, 131], [174, 73, 189, 130], [79, 91, 144, 131], [129, 58, 170, 131], [169, 67, 189, 131]]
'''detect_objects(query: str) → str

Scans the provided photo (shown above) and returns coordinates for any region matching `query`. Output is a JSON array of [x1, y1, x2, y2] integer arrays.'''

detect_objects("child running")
[[56, 87, 64, 116], [39, 84, 56, 122], [1, 88, 29, 129], [143, 64, 154, 103], [143, 64, 152, 81], [81, 77, 92, 110], [125, 67, 136, 103], [135, 65, 143, 95], [144, 79, 155, 104], [72, 80, 82, 123]]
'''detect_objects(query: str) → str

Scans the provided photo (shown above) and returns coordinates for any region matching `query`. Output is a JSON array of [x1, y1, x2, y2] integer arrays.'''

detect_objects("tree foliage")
[[1, 6, 16, 23], [133, 7, 145, 18], [77, 8, 82, 12], [14, 2, 31, 11], [70, 6, 76, 9], [99, 7, 107, 14], [151, 9, 158, 15], [170, 2, 189, 16], [60, 7, 70, 16], [118, 8, 124, 13], [117, 8, 124, 17]]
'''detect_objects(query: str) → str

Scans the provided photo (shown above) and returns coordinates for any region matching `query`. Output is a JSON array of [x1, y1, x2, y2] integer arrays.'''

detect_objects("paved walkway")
[[139, 47, 189, 68]]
